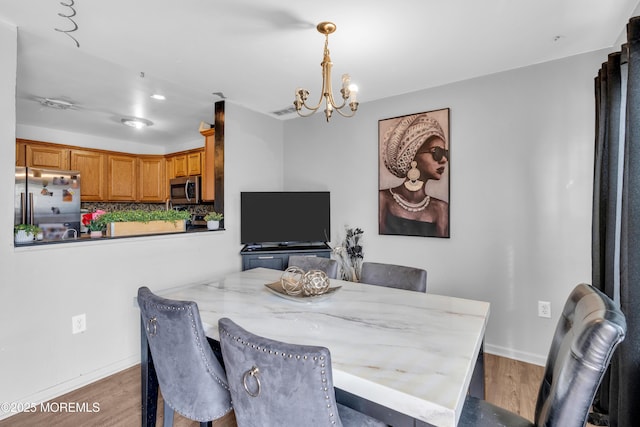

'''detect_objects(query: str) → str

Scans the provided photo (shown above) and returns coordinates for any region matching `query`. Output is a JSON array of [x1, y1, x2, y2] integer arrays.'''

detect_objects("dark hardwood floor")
[[0, 354, 548, 426]]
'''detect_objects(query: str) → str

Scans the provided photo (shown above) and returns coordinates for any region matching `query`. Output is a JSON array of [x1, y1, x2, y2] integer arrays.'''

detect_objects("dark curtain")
[[592, 16, 640, 427]]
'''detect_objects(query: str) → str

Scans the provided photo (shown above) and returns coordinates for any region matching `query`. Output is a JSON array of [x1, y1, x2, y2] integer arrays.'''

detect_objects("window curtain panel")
[[592, 16, 640, 427]]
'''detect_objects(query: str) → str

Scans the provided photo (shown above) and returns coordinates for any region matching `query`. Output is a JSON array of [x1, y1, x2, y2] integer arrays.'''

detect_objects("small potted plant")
[[82, 210, 106, 237], [14, 224, 42, 243], [204, 211, 223, 230], [86, 220, 104, 238]]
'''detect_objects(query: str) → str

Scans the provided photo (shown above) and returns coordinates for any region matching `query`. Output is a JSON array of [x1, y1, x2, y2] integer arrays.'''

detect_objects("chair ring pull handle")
[[243, 366, 261, 397], [147, 317, 158, 337]]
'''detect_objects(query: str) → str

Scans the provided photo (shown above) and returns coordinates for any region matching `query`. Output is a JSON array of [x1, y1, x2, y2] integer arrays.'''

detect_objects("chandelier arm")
[[326, 91, 348, 110], [332, 104, 358, 118], [301, 93, 326, 112], [297, 98, 324, 116]]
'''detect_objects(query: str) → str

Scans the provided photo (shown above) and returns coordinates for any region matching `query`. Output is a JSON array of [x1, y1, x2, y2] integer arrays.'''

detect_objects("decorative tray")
[[264, 281, 342, 303]]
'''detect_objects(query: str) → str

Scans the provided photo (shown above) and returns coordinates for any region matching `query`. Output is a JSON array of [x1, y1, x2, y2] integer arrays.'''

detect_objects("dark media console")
[[240, 243, 332, 271]]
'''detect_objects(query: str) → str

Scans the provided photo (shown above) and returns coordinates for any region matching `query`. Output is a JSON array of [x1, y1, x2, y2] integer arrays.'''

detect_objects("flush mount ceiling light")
[[293, 21, 359, 122], [121, 117, 153, 129], [150, 94, 166, 100], [40, 98, 75, 110]]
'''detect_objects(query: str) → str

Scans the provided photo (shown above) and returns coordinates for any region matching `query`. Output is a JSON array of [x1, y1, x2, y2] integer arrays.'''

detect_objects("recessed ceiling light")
[[121, 117, 153, 129], [150, 94, 166, 100]]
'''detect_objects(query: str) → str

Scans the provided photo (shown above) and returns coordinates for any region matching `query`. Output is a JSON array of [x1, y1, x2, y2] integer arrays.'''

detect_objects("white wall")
[[0, 20, 285, 418], [283, 49, 608, 364]]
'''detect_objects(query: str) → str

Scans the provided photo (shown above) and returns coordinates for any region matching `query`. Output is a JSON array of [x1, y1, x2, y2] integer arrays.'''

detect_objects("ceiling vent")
[[271, 106, 297, 116]]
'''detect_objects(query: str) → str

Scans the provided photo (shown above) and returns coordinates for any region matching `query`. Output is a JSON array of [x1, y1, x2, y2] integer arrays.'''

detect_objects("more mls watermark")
[[1, 401, 100, 414]]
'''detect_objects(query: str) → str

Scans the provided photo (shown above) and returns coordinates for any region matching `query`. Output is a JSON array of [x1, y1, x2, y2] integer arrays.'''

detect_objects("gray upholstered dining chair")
[[218, 317, 386, 427], [359, 261, 427, 292], [137, 287, 233, 427], [459, 283, 626, 427], [288, 255, 339, 279]]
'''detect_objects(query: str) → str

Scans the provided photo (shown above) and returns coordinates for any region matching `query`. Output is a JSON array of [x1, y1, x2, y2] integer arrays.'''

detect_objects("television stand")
[[240, 242, 332, 271]]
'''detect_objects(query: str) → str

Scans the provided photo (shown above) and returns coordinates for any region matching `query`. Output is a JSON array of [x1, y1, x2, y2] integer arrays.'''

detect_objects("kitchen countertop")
[[14, 226, 223, 246]]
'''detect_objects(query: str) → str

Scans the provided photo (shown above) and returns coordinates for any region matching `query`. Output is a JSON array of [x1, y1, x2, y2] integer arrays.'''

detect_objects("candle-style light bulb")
[[349, 84, 358, 103], [341, 74, 351, 91]]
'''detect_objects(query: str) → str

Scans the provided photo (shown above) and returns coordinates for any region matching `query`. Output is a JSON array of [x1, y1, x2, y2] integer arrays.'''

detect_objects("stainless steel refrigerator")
[[15, 167, 81, 240]]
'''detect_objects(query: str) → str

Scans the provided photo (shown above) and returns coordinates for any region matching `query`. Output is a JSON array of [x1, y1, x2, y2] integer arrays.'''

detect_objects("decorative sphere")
[[302, 270, 330, 296], [281, 266, 305, 295]]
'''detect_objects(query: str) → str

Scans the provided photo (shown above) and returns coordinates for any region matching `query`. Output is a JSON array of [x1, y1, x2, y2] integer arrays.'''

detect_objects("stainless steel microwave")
[[170, 176, 201, 204]]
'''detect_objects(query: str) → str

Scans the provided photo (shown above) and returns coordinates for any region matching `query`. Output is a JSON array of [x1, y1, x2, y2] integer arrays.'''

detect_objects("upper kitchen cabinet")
[[138, 156, 166, 202], [107, 154, 137, 201], [173, 154, 187, 177], [166, 156, 175, 181], [17, 139, 71, 169], [171, 148, 203, 177], [15, 140, 26, 166], [71, 149, 106, 201], [187, 151, 202, 176]]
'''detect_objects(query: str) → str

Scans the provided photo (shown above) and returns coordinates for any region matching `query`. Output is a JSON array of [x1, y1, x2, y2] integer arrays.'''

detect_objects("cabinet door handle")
[[258, 256, 274, 259]]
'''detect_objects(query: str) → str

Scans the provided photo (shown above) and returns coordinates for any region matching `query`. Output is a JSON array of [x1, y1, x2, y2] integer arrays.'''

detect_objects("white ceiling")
[[1, 0, 638, 150]]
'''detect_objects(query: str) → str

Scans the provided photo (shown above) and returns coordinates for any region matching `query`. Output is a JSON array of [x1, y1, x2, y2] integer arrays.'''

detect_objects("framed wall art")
[[378, 108, 450, 238]]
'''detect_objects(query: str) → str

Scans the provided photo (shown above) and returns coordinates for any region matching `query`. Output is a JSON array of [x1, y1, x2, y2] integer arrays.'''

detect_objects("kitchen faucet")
[[62, 229, 77, 240]]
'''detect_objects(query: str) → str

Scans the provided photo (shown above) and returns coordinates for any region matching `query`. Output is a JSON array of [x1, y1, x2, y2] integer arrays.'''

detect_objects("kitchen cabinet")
[[173, 154, 188, 177], [15, 140, 26, 166], [187, 151, 202, 176], [70, 149, 106, 201], [107, 154, 137, 201], [166, 156, 175, 181], [138, 156, 165, 202], [16, 140, 212, 203], [25, 143, 70, 169], [171, 149, 203, 177]]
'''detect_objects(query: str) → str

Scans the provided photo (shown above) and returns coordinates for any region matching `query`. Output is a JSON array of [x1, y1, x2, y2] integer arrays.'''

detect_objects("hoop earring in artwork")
[[404, 161, 424, 191]]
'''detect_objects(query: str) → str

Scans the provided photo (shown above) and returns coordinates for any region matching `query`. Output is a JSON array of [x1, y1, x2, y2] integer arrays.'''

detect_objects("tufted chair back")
[[459, 283, 626, 427], [288, 255, 339, 279], [534, 283, 626, 426], [218, 317, 385, 427], [360, 262, 427, 292], [137, 287, 232, 425]]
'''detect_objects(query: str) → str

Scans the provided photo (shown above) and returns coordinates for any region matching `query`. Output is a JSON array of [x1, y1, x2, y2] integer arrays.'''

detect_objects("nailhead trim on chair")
[[145, 300, 231, 421], [149, 302, 230, 392], [220, 327, 338, 424]]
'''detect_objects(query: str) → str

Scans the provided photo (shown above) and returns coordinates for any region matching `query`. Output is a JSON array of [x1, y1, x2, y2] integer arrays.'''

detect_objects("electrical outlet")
[[72, 313, 87, 334], [538, 301, 551, 318]]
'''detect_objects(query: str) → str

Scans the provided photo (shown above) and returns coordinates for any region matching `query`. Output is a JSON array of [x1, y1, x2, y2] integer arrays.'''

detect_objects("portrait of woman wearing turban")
[[378, 109, 449, 237]]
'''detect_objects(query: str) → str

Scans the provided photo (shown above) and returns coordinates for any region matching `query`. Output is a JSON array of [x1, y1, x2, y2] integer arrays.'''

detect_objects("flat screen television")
[[241, 191, 330, 245]]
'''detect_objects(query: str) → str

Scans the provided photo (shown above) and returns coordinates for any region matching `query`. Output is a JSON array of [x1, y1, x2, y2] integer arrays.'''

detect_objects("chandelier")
[[293, 22, 359, 122]]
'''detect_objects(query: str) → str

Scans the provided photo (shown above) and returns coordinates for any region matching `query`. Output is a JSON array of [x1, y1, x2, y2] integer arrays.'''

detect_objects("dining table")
[[140, 267, 490, 427]]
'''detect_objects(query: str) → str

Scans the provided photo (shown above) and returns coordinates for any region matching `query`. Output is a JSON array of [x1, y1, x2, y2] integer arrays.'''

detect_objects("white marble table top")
[[161, 268, 490, 427]]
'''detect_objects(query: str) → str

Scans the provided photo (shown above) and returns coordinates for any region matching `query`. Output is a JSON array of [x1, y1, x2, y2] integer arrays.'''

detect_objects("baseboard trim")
[[0, 355, 139, 421], [484, 343, 547, 367]]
